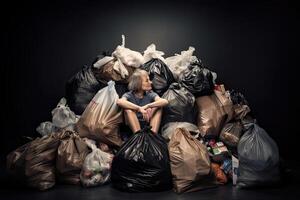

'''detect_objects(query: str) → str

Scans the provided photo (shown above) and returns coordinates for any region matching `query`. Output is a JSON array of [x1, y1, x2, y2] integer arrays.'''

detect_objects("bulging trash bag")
[[169, 128, 216, 193], [51, 97, 77, 128], [196, 87, 233, 138], [56, 131, 90, 185], [92, 58, 136, 84], [65, 65, 105, 115], [141, 58, 175, 96], [165, 47, 199, 81], [162, 83, 196, 126], [112, 35, 144, 68], [80, 138, 114, 187], [237, 120, 280, 188], [111, 126, 172, 192], [36, 121, 58, 136], [219, 121, 243, 147], [161, 122, 200, 142], [179, 62, 216, 97], [25, 130, 69, 190], [143, 44, 166, 63], [76, 81, 123, 147], [6, 142, 31, 181], [229, 90, 251, 120]]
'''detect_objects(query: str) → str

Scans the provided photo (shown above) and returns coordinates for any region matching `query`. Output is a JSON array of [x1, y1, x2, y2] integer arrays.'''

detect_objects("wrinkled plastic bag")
[[220, 121, 243, 147], [111, 126, 172, 192], [165, 47, 199, 80], [92, 58, 136, 84], [36, 121, 58, 136], [51, 97, 77, 128], [25, 130, 69, 190], [169, 128, 216, 193], [65, 65, 105, 115], [80, 138, 114, 187], [141, 58, 175, 96], [112, 35, 144, 68], [196, 88, 233, 138], [76, 81, 123, 147], [161, 122, 200, 142], [56, 131, 90, 185], [143, 44, 166, 63], [179, 62, 216, 97], [237, 120, 280, 188], [162, 83, 196, 126]]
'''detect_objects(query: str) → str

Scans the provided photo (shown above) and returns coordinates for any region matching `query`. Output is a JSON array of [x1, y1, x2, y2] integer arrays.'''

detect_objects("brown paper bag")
[[76, 81, 123, 147], [169, 128, 216, 193], [56, 131, 90, 185]]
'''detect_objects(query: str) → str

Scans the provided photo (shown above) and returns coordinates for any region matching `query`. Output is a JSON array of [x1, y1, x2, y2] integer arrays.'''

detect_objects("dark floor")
[[1, 161, 300, 200]]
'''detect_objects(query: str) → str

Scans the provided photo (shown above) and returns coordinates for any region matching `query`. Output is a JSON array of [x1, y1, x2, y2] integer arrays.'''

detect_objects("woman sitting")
[[116, 69, 169, 134]]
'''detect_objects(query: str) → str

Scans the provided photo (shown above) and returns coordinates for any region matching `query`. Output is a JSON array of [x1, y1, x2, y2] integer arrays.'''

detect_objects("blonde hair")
[[128, 69, 149, 91]]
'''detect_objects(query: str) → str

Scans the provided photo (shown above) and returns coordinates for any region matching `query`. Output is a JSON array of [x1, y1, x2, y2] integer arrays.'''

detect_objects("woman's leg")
[[150, 108, 162, 134], [124, 109, 141, 133]]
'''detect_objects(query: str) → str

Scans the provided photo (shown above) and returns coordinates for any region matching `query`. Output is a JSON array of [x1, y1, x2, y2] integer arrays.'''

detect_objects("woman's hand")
[[138, 106, 149, 122]]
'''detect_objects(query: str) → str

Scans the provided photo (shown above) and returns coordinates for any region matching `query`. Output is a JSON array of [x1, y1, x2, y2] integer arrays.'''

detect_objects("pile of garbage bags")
[[7, 35, 281, 193]]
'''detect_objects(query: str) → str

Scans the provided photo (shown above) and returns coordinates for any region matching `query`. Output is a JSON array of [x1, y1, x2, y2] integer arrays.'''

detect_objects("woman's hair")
[[128, 69, 149, 91]]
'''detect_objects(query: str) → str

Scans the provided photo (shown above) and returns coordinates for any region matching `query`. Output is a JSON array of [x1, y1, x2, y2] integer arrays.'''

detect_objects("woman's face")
[[141, 74, 152, 91]]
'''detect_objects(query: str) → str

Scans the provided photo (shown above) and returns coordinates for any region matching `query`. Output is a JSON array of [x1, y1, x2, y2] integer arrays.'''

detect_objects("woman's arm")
[[116, 98, 139, 111], [116, 98, 146, 114], [143, 96, 169, 109]]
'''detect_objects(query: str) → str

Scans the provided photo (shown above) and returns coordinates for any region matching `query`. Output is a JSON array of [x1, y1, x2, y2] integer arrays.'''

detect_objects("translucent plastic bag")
[[76, 81, 123, 147], [143, 44, 166, 63], [51, 97, 77, 128], [36, 121, 57, 136], [80, 138, 114, 187], [169, 128, 216, 193], [161, 122, 200, 142], [56, 131, 90, 185], [165, 47, 199, 80], [196, 87, 233, 138], [237, 120, 280, 188], [112, 35, 144, 68]]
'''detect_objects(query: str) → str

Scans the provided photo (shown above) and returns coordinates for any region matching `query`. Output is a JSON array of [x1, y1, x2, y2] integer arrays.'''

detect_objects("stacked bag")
[[6, 35, 281, 193]]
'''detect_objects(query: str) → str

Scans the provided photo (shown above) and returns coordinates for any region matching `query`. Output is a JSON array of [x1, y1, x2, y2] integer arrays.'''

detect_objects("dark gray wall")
[[2, 0, 294, 163]]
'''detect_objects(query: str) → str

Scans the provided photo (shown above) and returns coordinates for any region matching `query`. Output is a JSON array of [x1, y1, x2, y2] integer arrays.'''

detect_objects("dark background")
[[1, 0, 295, 165]]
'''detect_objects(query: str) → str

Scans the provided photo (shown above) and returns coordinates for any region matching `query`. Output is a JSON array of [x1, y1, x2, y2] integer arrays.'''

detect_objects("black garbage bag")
[[111, 126, 172, 192], [229, 90, 249, 105], [229, 90, 252, 120], [237, 120, 280, 188], [141, 58, 175, 96], [65, 65, 105, 115], [161, 83, 196, 126], [179, 62, 215, 97]]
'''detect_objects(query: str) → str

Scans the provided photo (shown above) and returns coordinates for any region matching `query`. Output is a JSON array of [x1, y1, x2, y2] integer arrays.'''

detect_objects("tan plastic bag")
[[76, 81, 123, 147], [92, 59, 136, 84], [25, 131, 69, 190], [168, 128, 216, 193], [196, 87, 233, 138], [219, 121, 243, 147], [56, 131, 91, 185]]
